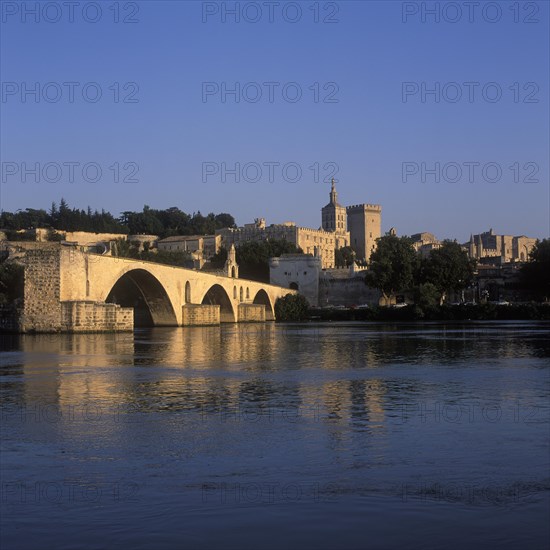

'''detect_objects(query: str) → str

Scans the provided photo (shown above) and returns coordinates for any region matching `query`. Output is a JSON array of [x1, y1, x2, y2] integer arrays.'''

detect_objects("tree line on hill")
[[0, 199, 236, 238]]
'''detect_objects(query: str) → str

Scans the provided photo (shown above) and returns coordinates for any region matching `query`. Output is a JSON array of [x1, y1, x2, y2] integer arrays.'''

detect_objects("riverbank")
[[307, 303, 550, 322]]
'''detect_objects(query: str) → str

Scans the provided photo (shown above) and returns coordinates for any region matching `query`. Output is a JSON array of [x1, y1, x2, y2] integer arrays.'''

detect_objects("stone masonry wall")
[[182, 304, 220, 326], [21, 247, 63, 332], [319, 277, 382, 307], [61, 301, 133, 332], [17, 247, 133, 333], [238, 304, 266, 322]]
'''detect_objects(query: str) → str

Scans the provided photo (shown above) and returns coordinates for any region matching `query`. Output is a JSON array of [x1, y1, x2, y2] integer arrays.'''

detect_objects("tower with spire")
[[321, 178, 348, 241]]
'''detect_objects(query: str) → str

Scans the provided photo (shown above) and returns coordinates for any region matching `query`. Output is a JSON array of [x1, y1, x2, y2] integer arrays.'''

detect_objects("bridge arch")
[[253, 289, 275, 321], [106, 269, 178, 327], [201, 284, 236, 323]]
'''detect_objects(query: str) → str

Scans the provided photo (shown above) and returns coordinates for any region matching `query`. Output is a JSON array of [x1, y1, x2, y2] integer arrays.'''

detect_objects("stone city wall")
[[319, 277, 382, 307]]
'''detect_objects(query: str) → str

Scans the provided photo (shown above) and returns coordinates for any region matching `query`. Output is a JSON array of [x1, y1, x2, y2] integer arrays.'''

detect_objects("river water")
[[1, 322, 549, 549]]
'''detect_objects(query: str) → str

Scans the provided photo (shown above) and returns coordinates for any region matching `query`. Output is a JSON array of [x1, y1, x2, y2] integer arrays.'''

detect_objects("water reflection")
[[1, 322, 549, 549], [1, 322, 549, 424]]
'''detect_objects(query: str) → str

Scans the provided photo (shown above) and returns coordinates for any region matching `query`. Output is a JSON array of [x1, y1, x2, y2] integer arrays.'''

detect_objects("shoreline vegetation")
[[302, 303, 550, 322], [274, 294, 550, 322]]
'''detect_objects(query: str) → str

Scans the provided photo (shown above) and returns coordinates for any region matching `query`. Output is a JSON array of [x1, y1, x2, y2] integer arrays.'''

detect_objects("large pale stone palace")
[[217, 179, 382, 269], [466, 229, 537, 263]]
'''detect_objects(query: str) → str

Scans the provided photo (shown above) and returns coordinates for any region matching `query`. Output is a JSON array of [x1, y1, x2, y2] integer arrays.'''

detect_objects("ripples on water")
[[1, 322, 549, 549]]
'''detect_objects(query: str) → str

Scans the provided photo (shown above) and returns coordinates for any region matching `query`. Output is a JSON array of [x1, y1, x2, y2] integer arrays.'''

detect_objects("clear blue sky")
[[1, 0, 548, 242]]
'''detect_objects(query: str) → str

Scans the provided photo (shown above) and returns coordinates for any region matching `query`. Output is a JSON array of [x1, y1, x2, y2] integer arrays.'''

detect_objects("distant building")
[[217, 179, 382, 269], [410, 232, 442, 258], [217, 219, 343, 269], [157, 234, 222, 265], [269, 253, 322, 305], [474, 262, 531, 302], [466, 229, 537, 263]]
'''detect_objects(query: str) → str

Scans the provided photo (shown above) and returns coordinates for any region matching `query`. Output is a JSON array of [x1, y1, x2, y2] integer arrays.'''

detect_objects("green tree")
[[421, 241, 476, 304], [0, 261, 24, 304], [236, 239, 303, 282], [47, 229, 64, 242], [1, 201, 233, 238], [112, 238, 140, 259], [112, 238, 192, 267], [520, 239, 550, 300], [335, 246, 356, 268], [210, 246, 228, 268], [215, 213, 236, 229], [365, 235, 417, 304], [413, 282, 440, 309], [274, 293, 309, 321]]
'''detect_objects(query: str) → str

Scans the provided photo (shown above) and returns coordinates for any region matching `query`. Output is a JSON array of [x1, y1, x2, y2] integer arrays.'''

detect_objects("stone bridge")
[[18, 246, 295, 332]]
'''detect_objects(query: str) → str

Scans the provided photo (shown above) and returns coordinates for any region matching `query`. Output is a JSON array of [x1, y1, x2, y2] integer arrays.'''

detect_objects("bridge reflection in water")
[[2, 325, 389, 426], [1, 323, 549, 549], [3, 322, 547, 427]]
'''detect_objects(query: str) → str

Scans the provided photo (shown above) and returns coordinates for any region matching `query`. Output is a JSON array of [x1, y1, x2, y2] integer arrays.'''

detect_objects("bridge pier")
[[182, 304, 220, 326], [61, 301, 133, 332], [238, 304, 266, 322]]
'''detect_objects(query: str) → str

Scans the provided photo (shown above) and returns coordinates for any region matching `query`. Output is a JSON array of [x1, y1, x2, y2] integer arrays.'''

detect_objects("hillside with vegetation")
[[0, 199, 235, 239]]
